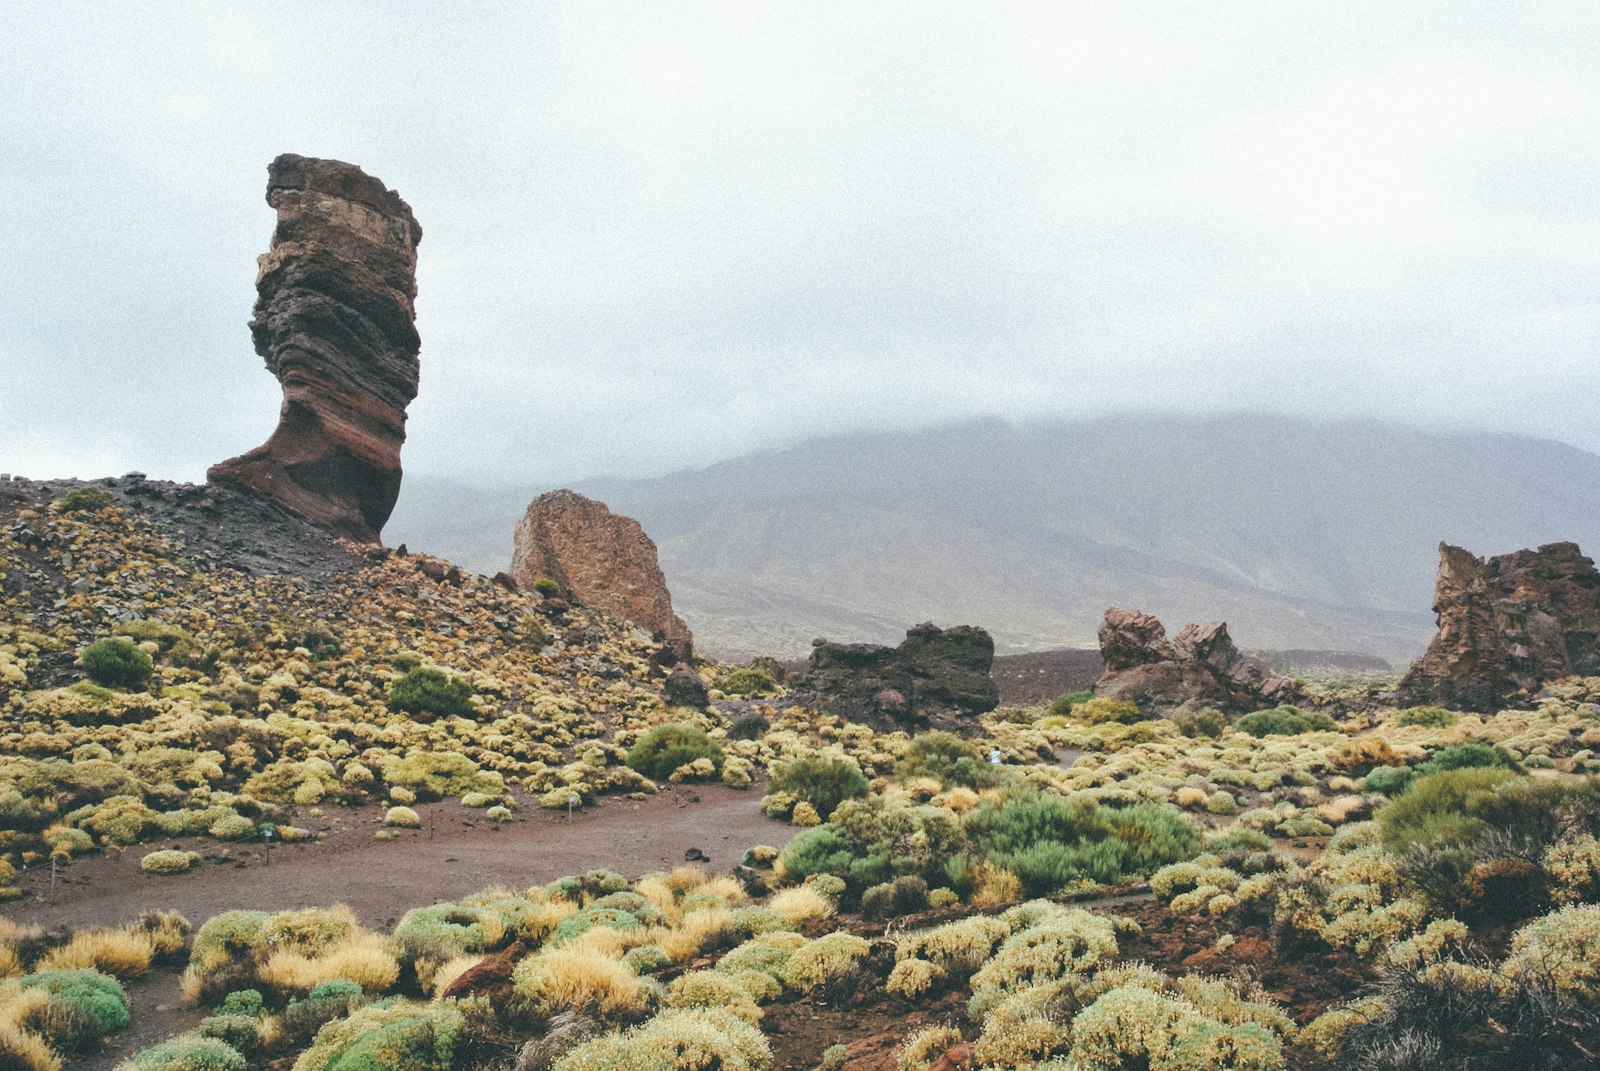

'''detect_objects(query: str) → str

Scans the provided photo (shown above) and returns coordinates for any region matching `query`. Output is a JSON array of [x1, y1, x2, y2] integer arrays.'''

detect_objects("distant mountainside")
[[386, 414, 1600, 662]]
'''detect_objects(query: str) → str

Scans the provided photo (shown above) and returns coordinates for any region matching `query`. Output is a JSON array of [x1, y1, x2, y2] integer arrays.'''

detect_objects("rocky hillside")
[[388, 414, 1600, 661]]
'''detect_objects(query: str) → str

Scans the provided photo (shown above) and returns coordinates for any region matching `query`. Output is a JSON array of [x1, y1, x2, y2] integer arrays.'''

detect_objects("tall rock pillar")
[[209, 154, 422, 542]]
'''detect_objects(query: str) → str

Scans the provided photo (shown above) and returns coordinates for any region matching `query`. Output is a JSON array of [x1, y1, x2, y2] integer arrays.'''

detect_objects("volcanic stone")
[[1094, 607, 1295, 712], [510, 489, 693, 656], [1398, 541, 1600, 711], [209, 154, 422, 543], [793, 622, 999, 732]]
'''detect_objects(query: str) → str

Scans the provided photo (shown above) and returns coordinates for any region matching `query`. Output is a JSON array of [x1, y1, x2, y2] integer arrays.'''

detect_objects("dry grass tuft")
[[769, 887, 835, 923]]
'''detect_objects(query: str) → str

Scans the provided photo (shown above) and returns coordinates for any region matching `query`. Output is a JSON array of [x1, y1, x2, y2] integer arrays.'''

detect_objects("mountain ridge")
[[386, 413, 1600, 661]]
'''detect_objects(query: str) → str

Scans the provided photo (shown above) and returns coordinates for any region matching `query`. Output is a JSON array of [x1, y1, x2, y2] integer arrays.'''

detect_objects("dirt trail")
[[7, 784, 793, 932], [11, 785, 793, 1071]]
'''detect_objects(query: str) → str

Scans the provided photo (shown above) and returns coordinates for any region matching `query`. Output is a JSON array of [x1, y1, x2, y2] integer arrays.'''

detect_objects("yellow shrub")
[[257, 932, 399, 996], [656, 908, 736, 963], [512, 945, 652, 1019], [0, 1023, 59, 1071], [36, 928, 154, 977], [769, 887, 834, 923], [971, 865, 1022, 908], [781, 933, 869, 991], [898, 1022, 964, 1071]]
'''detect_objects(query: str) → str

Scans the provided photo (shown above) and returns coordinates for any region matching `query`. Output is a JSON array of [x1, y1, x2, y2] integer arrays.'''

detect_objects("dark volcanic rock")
[[1094, 607, 1295, 712], [209, 154, 422, 543], [511, 489, 693, 657], [1398, 541, 1600, 711], [793, 622, 999, 732], [664, 664, 710, 708]]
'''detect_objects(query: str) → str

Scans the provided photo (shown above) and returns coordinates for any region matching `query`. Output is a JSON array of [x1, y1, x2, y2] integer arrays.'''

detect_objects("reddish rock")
[[439, 939, 525, 1004], [926, 1041, 976, 1071], [510, 489, 693, 652], [209, 154, 422, 543], [838, 1031, 904, 1071], [1398, 541, 1600, 711], [1094, 608, 1296, 712]]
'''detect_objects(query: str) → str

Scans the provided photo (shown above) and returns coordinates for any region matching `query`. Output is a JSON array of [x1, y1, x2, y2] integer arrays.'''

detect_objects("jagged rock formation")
[[510, 490, 693, 657], [1094, 607, 1295, 712], [209, 154, 423, 543], [1398, 542, 1600, 711], [792, 623, 999, 732]]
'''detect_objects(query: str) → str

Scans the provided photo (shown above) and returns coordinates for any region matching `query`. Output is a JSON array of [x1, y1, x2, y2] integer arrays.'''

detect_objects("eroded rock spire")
[[209, 154, 422, 542]]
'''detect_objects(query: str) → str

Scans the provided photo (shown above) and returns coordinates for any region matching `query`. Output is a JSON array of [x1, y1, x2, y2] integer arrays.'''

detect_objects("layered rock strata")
[[794, 622, 999, 732], [1094, 607, 1295, 711], [209, 154, 423, 542], [510, 490, 694, 657], [1398, 541, 1600, 711]]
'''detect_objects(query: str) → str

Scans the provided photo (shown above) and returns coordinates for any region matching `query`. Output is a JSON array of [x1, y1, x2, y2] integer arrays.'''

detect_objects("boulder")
[[1094, 608, 1295, 712], [793, 622, 999, 732], [1398, 541, 1600, 711], [664, 664, 710, 708], [510, 489, 693, 656], [209, 155, 422, 542]]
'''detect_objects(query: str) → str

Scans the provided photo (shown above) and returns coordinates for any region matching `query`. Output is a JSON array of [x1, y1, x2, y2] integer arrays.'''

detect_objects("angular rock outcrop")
[[510, 490, 693, 656], [793, 622, 998, 732], [1094, 607, 1295, 711], [209, 154, 422, 542], [1398, 541, 1600, 711]]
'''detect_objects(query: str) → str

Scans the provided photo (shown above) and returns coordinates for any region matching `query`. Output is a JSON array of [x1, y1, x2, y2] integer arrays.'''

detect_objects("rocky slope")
[[209, 154, 423, 542]]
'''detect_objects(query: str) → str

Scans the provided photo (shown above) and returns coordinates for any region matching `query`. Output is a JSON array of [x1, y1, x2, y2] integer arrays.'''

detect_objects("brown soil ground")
[[9, 783, 789, 933], [11, 784, 794, 1071]]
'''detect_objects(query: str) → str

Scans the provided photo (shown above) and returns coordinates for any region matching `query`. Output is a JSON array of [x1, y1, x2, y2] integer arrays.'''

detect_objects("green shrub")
[[1397, 706, 1460, 728], [1418, 741, 1514, 775], [963, 794, 1198, 896], [388, 667, 476, 719], [1362, 765, 1414, 796], [1176, 709, 1229, 738], [766, 753, 868, 820], [293, 999, 465, 1071], [1073, 698, 1149, 725], [19, 968, 130, 1034], [714, 668, 779, 697], [1378, 767, 1522, 853], [626, 724, 724, 780], [54, 485, 116, 513], [213, 990, 263, 1018], [120, 1034, 248, 1071], [1234, 706, 1338, 737], [899, 731, 1005, 789], [1047, 691, 1095, 716], [776, 827, 858, 884], [79, 637, 153, 690], [532, 577, 562, 597]]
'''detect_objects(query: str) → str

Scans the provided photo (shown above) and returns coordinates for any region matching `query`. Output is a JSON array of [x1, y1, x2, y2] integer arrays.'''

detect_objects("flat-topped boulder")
[[793, 622, 999, 732], [209, 154, 422, 543]]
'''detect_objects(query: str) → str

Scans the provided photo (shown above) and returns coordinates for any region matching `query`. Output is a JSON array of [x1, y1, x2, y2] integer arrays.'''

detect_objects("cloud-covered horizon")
[[4, 4, 1598, 488]]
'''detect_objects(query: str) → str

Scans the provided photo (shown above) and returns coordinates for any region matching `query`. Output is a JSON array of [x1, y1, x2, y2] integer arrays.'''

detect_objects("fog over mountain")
[[387, 413, 1600, 661]]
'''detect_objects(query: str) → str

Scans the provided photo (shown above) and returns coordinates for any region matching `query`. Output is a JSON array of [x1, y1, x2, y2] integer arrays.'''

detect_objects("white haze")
[[2, 3, 1598, 489]]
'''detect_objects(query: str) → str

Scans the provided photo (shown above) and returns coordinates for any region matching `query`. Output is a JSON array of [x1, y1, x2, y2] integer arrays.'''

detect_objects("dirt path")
[[8, 783, 794, 932]]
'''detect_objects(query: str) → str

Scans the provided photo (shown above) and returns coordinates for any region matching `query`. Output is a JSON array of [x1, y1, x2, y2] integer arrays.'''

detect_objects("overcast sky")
[[4, 3, 1598, 490]]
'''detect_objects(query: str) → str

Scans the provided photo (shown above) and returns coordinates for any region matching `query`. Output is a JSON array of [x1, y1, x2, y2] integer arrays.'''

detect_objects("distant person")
[[989, 747, 1002, 765]]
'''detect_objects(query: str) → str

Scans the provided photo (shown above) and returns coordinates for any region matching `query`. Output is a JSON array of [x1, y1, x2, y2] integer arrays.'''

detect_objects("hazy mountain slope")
[[387, 414, 1600, 661]]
